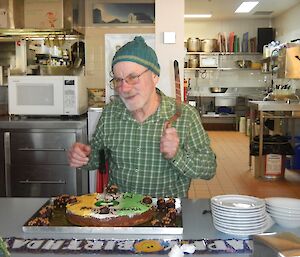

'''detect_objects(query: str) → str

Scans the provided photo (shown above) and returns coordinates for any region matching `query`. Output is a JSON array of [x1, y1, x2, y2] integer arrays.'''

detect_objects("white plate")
[[213, 217, 267, 228], [213, 219, 267, 230], [213, 215, 274, 236], [211, 202, 265, 213], [211, 195, 265, 210], [211, 206, 266, 218], [265, 197, 300, 211], [213, 214, 267, 225]]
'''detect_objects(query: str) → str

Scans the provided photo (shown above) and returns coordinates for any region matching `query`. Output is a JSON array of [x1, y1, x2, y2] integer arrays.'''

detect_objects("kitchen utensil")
[[187, 37, 201, 52], [236, 60, 252, 68], [97, 149, 108, 194], [210, 87, 227, 93], [201, 39, 218, 52], [188, 56, 199, 68], [165, 60, 182, 128]]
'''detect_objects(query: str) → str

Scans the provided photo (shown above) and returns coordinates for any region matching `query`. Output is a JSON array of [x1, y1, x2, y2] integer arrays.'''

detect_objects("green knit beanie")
[[111, 36, 160, 76]]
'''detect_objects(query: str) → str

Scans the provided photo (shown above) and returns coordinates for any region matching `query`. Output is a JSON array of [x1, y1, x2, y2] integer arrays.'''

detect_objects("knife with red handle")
[[96, 149, 109, 193]]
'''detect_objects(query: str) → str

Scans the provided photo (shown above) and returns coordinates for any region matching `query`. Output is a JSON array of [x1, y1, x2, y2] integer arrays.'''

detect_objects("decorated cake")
[[25, 185, 178, 228], [65, 190, 155, 227]]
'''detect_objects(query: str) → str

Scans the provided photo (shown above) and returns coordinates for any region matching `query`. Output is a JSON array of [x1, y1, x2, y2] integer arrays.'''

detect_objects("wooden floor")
[[188, 131, 300, 199]]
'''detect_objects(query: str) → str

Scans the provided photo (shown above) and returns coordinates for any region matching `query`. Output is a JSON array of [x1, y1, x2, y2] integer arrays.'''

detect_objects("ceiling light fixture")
[[184, 14, 212, 18], [235, 1, 259, 13]]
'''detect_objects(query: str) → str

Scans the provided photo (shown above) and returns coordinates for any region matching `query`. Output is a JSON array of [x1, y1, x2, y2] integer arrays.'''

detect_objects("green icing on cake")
[[114, 193, 151, 216]]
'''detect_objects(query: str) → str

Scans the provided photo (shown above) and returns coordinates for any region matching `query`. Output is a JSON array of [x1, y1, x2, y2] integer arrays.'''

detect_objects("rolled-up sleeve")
[[170, 106, 216, 179]]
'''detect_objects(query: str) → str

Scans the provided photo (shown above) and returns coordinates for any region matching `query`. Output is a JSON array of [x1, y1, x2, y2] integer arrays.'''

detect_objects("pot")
[[201, 39, 218, 52], [187, 37, 201, 52], [188, 56, 199, 68]]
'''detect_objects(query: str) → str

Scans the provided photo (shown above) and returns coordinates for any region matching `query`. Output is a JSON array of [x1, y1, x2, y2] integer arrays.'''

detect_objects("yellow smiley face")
[[134, 240, 164, 253]]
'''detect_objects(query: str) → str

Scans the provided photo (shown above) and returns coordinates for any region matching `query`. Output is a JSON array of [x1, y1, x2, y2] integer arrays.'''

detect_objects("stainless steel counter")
[[249, 101, 300, 178], [1, 197, 299, 257], [249, 101, 300, 112], [0, 115, 87, 130]]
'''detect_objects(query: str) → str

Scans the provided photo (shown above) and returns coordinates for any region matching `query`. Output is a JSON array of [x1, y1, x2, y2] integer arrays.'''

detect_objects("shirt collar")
[[113, 88, 176, 123]]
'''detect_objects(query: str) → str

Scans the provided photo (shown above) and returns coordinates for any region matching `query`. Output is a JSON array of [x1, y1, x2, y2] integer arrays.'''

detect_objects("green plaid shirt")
[[86, 89, 216, 197]]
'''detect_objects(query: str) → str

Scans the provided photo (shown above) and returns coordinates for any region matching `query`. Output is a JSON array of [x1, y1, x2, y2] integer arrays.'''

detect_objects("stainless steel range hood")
[[0, 0, 84, 39]]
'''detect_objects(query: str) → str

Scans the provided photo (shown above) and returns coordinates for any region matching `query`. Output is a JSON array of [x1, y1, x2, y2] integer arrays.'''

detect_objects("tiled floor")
[[188, 131, 300, 199]]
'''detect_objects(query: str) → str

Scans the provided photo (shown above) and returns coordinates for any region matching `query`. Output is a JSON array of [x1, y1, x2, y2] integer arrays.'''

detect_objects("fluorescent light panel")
[[235, 1, 259, 13], [184, 14, 212, 18]]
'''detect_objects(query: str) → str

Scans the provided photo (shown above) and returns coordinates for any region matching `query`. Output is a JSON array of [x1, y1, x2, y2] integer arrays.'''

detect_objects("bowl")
[[268, 214, 300, 228], [236, 60, 252, 68], [265, 197, 300, 211], [267, 205, 300, 216]]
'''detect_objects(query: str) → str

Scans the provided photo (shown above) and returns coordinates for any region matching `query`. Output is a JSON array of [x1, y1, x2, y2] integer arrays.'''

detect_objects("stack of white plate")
[[211, 194, 272, 236], [265, 197, 300, 228]]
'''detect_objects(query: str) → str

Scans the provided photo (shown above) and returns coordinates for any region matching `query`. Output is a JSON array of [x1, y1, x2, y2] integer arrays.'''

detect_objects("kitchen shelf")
[[186, 52, 262, 55], [184, 67, 261, 71]]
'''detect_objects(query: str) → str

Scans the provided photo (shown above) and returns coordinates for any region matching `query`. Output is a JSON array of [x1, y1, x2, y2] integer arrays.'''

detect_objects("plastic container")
[[293, 144, 300, 169], [251, 135, 294, 179], [239, 117, 246, 133]]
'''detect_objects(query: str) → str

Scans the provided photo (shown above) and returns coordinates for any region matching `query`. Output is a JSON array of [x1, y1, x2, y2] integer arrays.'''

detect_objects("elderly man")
[[68, 36, 216, 197]]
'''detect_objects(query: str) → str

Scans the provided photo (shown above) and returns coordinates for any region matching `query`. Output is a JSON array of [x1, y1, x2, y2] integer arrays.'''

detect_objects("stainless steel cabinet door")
[[10, 132, 76, 164], [0, 132, 4, 196], [10, 164, 76, 197]]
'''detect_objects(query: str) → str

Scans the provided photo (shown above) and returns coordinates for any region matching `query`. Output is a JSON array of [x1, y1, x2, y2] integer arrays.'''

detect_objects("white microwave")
[[8, 75, 88, 116], [199, 54, 219, 68]]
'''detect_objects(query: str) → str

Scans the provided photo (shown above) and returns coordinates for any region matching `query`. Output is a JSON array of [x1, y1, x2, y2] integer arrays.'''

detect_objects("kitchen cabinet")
[[189, 95, 238, 131], [0, 116, 88, 197], [0, 131, 4, 196]]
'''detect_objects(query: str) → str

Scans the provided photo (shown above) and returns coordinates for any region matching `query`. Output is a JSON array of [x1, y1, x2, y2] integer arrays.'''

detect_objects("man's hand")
[[68, 142, 91, 167], [160, 122, 180, 159]]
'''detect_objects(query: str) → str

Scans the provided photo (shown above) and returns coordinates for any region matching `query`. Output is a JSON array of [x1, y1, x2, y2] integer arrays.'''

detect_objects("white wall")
[[185, 18, 271, 42], [155, 0, 185, 98], [273, 2, 300, 89], [273, 2, 300, 43]]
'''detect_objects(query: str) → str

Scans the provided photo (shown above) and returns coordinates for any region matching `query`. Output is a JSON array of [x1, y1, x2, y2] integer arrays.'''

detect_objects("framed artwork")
[[91, 2, 155, 25], [24, 0, 63, 29]]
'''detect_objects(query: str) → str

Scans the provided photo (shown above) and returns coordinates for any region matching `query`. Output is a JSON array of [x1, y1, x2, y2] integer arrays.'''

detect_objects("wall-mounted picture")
[[92, 3, 155, 24]]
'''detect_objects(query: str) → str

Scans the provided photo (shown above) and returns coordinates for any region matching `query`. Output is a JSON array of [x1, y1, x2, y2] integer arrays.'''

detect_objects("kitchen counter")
[[249, 101, 300, 112], [189, 87, 266, 100], [1, 197, 300, 257], [0, 115, 87, 129], [248, 101, 300, 178]]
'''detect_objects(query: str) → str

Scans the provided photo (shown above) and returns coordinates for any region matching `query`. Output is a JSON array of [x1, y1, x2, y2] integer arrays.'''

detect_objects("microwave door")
[[9, 76, 64, 115]]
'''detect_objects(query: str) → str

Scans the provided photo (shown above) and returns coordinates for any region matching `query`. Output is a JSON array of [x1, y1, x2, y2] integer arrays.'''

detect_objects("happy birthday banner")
[[3, 237, 253, 255]]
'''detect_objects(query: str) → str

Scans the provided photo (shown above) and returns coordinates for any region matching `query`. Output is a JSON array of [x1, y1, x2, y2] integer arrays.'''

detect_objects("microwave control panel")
[[63, 79, 77, 114]]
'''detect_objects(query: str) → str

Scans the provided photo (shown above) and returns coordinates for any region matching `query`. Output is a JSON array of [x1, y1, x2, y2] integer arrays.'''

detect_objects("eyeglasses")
[[110, 69, 149, 89]]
